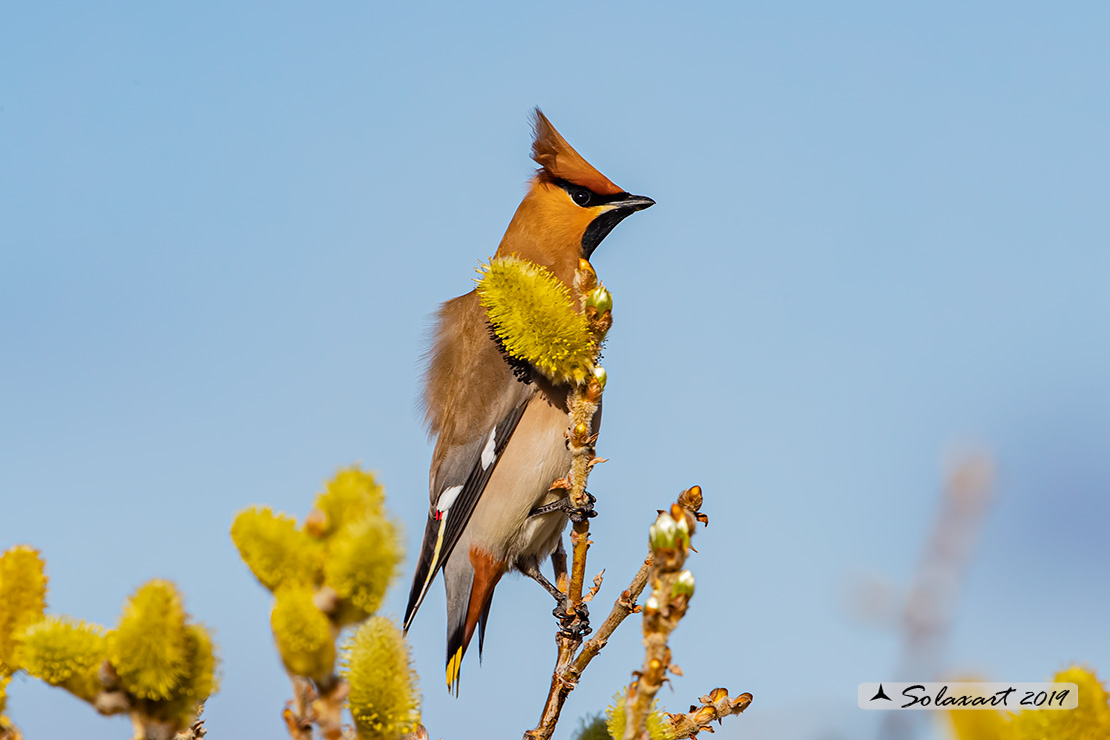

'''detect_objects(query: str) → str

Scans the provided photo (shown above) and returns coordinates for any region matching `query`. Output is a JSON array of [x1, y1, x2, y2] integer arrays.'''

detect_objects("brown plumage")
[[530, 111, 623, 196], [404, 108, 653, 694]]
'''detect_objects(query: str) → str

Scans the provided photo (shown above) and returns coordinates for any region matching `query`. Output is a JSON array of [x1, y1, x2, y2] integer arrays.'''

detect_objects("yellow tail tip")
[[445, 647, 463, 692]]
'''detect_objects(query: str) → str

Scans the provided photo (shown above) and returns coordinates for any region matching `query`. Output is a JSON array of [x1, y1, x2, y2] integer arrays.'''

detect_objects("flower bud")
[[571, 422, 590, 446], [672, 570, 695, 599], [649, 512, 679, 551], [585, 285, 613, 315], [592, 365, 607, 391], [678, 484, 703, 514], [670, 504, 692, 547]]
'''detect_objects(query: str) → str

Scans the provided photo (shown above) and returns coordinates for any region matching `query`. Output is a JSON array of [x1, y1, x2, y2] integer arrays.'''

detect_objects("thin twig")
[[283, 674, 354, 740], [624, 569, 687, 738], [283, 676, 316, 740], [667, 688, 753, 739], [0, 716, 22, 740], [879, 453, 994, 740], [174, 714, 207, 740], [312, 677, 350, 740], [624, 489, 705, 739], [525, 263, 610, 740], [527, 488, 706, 739], [574, 556, 652, 676], [525, 555, 653, 739], [566, 385, 600, 607], [525, 385, 602, 740]]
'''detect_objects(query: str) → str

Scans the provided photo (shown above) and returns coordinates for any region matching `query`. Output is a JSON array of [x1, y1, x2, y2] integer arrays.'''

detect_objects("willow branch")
[[527, 488, 701, 739], [282, 676, 315, 740], [573, 555, 652, 676], [567, 384, 600, 606], [880, 453, 994, 740], [624, 570, 687, 739], [524, 553, 652, 740], [174, 717, 208, 740], [80, 661, 210, 740], [667, 688, 753, 739], [524, 381, 602, 740], [525, 263, 612, 740], [0, 718, 21, 740], [624, 489, 706, 740], [283, 674, 354, 740]]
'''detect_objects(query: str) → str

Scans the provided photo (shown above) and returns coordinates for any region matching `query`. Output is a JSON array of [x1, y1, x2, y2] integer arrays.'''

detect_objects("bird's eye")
[[570, 188, 592, 207]]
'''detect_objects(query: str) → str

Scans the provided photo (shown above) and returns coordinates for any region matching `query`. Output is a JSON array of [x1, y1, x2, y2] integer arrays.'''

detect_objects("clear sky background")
[[2, 3, 1108, 739]]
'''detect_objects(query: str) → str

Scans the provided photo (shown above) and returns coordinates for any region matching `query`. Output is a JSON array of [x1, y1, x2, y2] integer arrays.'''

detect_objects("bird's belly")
[[503, 489, 568, 568], [467, 392, 573, 570]]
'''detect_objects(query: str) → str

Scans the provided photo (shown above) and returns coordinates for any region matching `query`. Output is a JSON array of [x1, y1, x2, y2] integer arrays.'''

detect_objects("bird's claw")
[[567, 491, 598, 524], [553, 599, 591, 638]]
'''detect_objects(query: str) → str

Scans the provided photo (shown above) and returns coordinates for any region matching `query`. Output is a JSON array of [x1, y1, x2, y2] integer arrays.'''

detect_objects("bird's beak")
[[582, 193, 656, 257], [615, 194, 655, 212]]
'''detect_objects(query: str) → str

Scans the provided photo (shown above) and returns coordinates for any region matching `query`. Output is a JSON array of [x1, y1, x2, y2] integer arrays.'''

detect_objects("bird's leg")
[[521, 560, 565, 603], [552, 539, 568, 596], [520, 558, 592, 638]]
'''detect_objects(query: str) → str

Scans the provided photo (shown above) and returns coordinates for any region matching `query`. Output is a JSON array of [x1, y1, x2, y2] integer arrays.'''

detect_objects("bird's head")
[[497, 109, 654, 274]]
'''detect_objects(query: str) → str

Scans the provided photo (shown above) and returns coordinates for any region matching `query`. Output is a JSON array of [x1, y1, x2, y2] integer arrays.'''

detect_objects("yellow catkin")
[[179, 623, 218, 706], [0, 545, 48, 675], [231, 507, 323, 591], [147, 623, 220, 729], [343, 617, 421, 740], [476, 256, 596, 384], [271, 585, 335, 682], [108, 580, 188, 700], [313, 467, 385, 538], [948, 666, 1110, 740], [573, 714, 612, 740], [323, 514, 402, 623], [18, 616, 107, 703], [1009, 666, 1110, 740], [606, 689, 674, 740], [947, 704, 1008, 740]]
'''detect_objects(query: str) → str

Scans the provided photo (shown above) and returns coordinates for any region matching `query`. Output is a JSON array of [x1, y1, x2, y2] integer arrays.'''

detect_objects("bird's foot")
[[567, 491, 598, 524], [553, 599, 591, 639], [529, 491, 597, 524]]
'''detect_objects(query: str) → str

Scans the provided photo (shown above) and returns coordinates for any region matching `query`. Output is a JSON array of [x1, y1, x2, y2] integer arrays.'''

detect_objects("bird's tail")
[[443, 545, 504, 695]]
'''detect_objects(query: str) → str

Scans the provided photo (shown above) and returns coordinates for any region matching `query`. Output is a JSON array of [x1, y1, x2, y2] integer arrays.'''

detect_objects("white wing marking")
[[480, 427, 498, 470], [437, 484, 463, 512]]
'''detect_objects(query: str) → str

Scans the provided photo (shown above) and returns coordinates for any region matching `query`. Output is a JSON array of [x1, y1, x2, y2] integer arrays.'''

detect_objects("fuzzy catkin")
[[477, 256, 595, 384], [343, 617, 421, 740], [108, 580, 188, 701]]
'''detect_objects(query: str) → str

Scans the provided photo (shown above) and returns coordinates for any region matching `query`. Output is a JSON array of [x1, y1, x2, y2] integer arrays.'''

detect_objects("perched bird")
[[404, 109, 654, 693]]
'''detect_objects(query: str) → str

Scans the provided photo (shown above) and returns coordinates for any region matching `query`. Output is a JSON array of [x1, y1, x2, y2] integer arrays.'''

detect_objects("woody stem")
[[566, 385, 597, 606], [524, 383, 600, 740]]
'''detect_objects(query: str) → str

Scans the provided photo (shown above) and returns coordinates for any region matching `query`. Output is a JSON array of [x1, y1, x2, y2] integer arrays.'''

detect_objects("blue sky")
[[2, 3, 1108, 739]]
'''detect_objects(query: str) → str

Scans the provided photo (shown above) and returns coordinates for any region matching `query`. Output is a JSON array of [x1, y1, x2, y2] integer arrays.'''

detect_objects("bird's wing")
[[404, 291, 534, 630], [403, 396, 530, 630]]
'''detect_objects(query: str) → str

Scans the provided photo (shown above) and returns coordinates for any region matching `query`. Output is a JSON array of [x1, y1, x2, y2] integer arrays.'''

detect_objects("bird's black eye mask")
[[552, 179, 629, 209], [551, 179, 653, 257]]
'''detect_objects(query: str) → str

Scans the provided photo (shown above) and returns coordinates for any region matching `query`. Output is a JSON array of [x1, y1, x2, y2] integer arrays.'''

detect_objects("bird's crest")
[[531, 108, 623, 196]]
